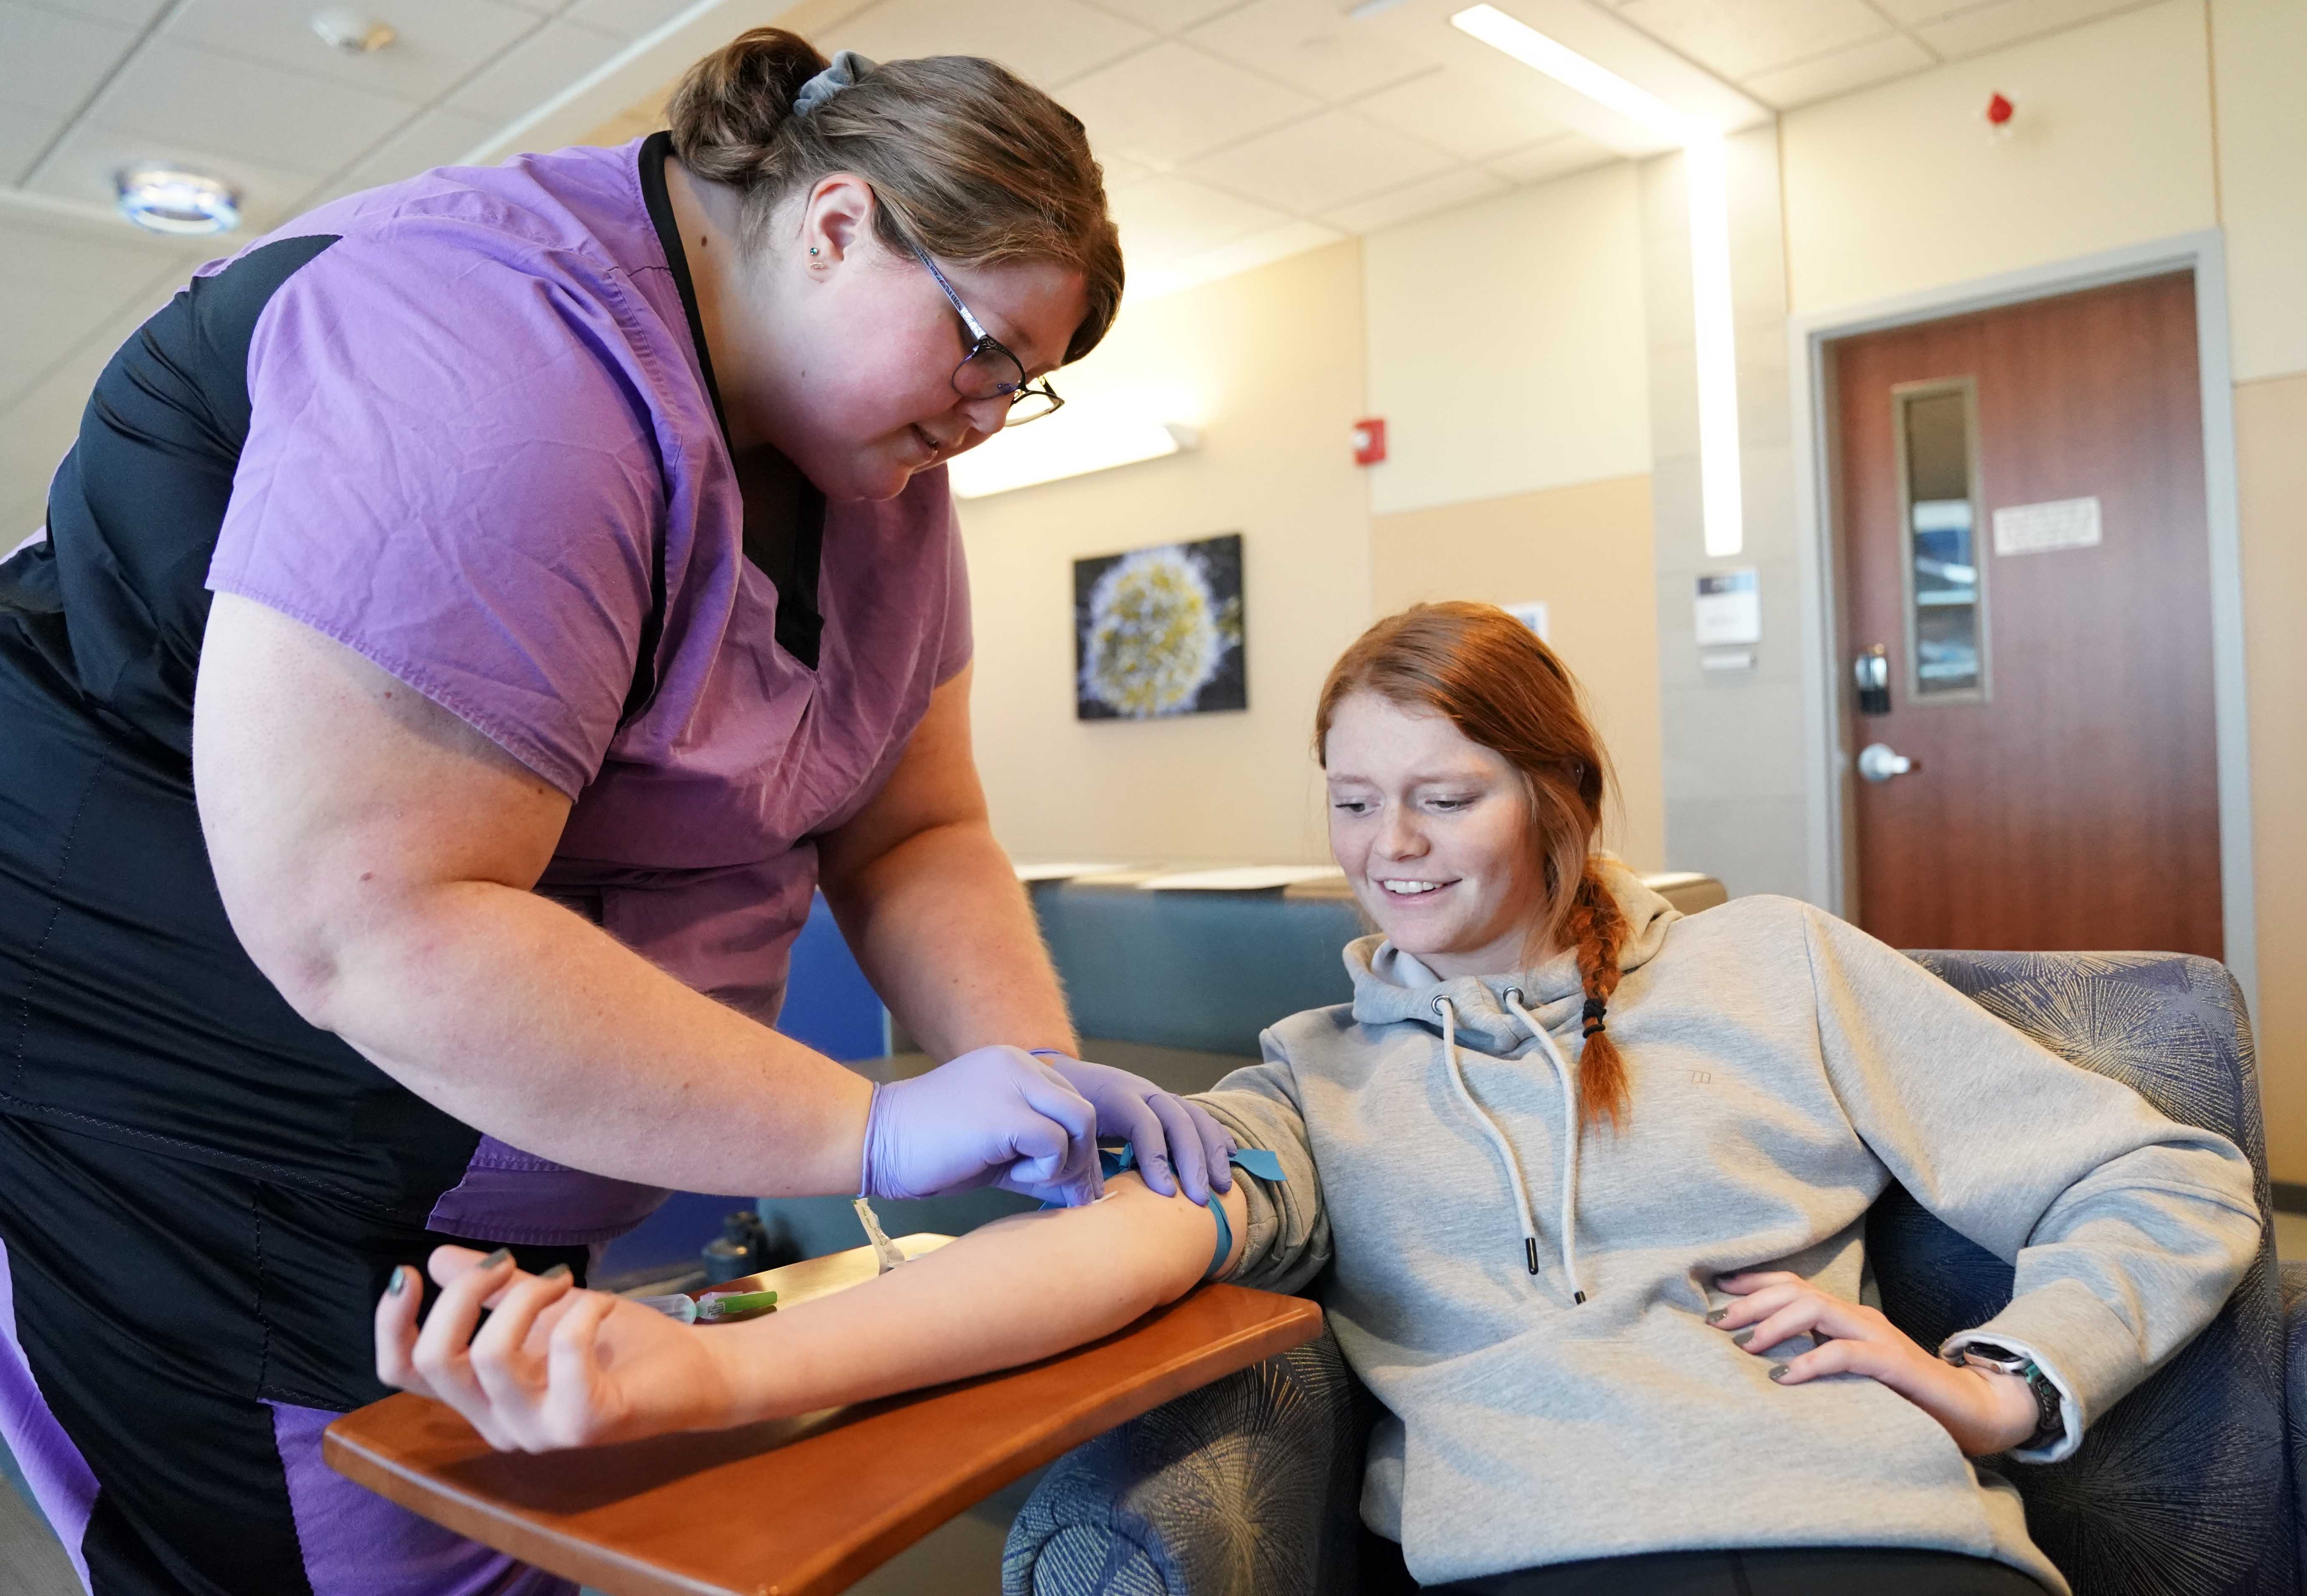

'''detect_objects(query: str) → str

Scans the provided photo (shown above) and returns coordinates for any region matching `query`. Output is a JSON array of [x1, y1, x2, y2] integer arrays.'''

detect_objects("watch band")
[[1948, 1340, 2064, 1452]]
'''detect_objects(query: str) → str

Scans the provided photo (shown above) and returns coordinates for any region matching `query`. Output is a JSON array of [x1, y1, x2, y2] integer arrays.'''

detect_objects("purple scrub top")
[[203, 139, 972, 1243]]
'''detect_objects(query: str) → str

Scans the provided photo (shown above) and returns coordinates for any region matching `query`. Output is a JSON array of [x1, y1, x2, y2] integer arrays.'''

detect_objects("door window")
[[1895, 382, 1986, 700]]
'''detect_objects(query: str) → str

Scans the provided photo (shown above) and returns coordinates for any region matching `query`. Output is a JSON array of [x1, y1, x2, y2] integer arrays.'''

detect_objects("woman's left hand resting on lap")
[[1711, 1271, 2039, 1456], [376, 1171, 1252, 1451]]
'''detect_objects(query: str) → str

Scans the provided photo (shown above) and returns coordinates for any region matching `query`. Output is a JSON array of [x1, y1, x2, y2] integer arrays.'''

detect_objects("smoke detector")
[[311, 10, 395, 53], [115, 164, 242, 235]]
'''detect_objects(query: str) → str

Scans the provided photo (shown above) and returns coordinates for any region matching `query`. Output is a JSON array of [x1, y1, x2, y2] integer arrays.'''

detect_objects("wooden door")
[[1832, 272, 2220, 955]]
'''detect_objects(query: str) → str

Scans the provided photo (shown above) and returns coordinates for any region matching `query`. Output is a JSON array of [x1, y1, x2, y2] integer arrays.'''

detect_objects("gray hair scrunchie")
[[793, 49, 877, 117]]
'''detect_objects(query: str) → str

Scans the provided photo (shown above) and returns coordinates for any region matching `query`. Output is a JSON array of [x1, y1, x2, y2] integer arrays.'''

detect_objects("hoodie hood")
[[1345, 855, 1679, 1051]]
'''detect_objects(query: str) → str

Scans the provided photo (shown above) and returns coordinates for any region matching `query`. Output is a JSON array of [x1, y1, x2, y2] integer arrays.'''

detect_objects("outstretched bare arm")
[[376, 1172, 1252, 1452]]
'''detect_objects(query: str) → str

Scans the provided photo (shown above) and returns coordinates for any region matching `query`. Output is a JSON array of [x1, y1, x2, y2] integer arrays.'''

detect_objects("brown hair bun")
[[665, 28, 1123, 364]]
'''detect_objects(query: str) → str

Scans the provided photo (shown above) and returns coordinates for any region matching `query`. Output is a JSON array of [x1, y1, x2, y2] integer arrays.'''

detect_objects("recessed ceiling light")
[[114, 164, 242, 236]]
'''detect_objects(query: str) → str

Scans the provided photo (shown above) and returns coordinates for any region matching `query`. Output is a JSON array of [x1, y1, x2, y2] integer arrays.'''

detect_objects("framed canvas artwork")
[[1073, 533, 1245, 720]]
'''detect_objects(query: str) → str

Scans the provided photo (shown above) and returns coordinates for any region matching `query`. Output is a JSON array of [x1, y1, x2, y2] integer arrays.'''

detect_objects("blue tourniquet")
[[1087, 1143, 1287, 1281]]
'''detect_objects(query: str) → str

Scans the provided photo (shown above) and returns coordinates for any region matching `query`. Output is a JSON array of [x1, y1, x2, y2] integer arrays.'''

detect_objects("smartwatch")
[[1948, 1339, 2064, 1453]]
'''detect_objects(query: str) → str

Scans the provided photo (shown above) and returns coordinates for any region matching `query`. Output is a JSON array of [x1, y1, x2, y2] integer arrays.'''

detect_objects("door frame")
[[1786, 229, 2256, 1007]]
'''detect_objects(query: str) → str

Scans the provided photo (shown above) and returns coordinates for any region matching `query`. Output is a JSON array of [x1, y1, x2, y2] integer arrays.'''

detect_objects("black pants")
[[0, 1111, 587, 1596], [1366, 1532, 2050, 1595]]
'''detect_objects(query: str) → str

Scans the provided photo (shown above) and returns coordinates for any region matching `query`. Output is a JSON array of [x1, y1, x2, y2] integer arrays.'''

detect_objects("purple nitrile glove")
[[1029, 1051, 1238, 1205], [858, 1045, 1104, 1207]]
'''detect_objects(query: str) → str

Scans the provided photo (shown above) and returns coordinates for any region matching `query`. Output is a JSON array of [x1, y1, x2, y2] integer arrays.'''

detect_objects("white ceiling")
[[2, 0, 2161, 532]]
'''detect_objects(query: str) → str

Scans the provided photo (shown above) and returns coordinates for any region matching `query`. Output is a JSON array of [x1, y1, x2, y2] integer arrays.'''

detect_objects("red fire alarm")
[[1985, 91, 2015, 132], [1352, 417, 1387, 466]]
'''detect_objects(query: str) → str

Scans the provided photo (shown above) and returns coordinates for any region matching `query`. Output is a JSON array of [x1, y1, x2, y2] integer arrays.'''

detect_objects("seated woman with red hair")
[[378, 603, 2258, 1596]]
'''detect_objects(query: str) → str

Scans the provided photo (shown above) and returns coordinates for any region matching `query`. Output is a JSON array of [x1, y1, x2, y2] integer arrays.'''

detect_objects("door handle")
[[1857, 743, 1920, 784], [1854, 645, 1890, 716]]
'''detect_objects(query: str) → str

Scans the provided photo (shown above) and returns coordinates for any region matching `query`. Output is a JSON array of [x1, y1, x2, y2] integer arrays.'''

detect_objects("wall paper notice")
[[1993, 496, 2101, 557]]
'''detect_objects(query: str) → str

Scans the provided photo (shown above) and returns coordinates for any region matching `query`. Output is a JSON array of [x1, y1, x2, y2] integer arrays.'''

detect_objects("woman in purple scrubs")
[[0, 29, 1227, 1595]]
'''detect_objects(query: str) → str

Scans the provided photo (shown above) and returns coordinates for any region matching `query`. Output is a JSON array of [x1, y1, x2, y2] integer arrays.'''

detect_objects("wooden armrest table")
[[325, 1235, 1324, 1596]]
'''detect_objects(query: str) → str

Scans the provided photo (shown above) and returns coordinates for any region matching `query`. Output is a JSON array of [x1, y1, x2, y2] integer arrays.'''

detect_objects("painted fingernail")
[[1769, 1365, 1788, 1382], [387, 1266, 409, 1296], [1706, 1308, 1729, 1324], [1732, 1330, 1754, 1347], [539, 1263, 572, 1282], [481, 1247, 514, 1269]]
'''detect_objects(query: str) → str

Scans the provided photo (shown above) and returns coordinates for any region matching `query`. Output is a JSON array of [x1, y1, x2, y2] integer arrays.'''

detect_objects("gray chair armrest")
[[2284, 1257, 2307, 1588], [1003, 1326, 1367, 1596]]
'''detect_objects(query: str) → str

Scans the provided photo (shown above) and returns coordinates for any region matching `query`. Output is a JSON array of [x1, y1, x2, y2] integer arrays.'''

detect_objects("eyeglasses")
[[907, 242, 1064, 428]]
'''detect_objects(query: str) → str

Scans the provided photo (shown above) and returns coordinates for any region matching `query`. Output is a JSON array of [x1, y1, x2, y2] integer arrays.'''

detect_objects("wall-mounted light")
[[114, 164, 241, 235], [1452, 3, 1744, 558], [946, 403, 1199, 500]]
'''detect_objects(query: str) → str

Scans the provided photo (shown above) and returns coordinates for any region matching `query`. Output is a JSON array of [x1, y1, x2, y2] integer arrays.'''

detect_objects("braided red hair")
[[1315, 602, 1630, 1134]]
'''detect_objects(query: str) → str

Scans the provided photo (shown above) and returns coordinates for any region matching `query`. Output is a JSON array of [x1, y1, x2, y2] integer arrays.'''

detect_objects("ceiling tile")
[[163, 0, 543, 102], [30, 119, 330, 231], [82, 36, 416, 173], [1484, 131, 1618, 185], [1062, 40, 1319, 168], [0, 101, 58, 183], [1186, 0, 1442, 101], [561, 0, 700, 37], [1913, 0, 2145, 58], [1180, 107, 1456, 214], [1742, 31, 1934, 107], [823, 0, 1155, 87], [1352, 61, 1577, 161], [448, 18, 626, 121], [1077, 0, 1243, 32], [1320, 163, 1507, 234], [1096, 149, 1161, 188], [0, 271, 134, 380], [1106, 173, 1295, 267], [0, 2, 140, 115], [332, 106, 504, 193], [15, 0, 169, 24], [1129, 215, 1343, 301], [0, 208, 182, 296], [1616, 0, 1892, 79]]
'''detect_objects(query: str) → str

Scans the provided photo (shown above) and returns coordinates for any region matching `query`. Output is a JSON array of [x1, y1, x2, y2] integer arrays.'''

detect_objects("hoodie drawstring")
[[1504, 989, 1587, 1306], [1434, 992, 1589, 1306]]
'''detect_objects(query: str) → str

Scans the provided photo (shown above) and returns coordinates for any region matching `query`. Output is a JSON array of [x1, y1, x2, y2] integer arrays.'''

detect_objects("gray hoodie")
[[1194, 864, 2260, 1592]]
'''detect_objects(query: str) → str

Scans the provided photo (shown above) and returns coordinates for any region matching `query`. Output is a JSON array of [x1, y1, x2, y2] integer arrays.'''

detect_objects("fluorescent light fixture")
[[946, 405, 1198, 500], [1452, 4, 1744, 557], [114, 164, 241, 236]]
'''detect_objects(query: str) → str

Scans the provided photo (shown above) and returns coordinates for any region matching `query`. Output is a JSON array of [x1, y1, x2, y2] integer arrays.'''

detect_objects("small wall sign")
[[1694, 568, 1760, 647], [1993, 496, 2101, 557]]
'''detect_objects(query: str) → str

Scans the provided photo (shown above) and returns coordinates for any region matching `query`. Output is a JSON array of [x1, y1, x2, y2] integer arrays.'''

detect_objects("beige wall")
[[2236, 373, 2307, 1183], [2210, 0, 2307, 381], [1362, 163, 1652, 516], [960, 240, 1372, 868], [1780, 0, 2217, 317], [1371, 475, 1665, 873]]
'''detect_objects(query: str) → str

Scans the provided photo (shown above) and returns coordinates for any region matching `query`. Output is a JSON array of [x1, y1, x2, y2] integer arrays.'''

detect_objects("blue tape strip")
[[1083, 1143, 1286, 1280]]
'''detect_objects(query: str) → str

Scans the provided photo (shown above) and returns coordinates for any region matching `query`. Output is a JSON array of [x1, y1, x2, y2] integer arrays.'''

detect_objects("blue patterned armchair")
[[1003, 952, 2307, 1596]]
